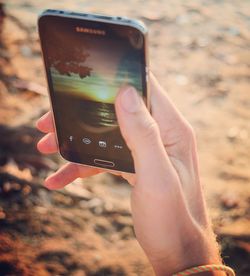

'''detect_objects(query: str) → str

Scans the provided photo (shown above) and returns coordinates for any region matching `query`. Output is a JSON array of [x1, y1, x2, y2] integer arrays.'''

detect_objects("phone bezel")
[[38, 9, 150, 174]]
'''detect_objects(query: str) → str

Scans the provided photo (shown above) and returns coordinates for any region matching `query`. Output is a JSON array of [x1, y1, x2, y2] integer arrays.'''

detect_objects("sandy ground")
[[0, 0, 249, 275]]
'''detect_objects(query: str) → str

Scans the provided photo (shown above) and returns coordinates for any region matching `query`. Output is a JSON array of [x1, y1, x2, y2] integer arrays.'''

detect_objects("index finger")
[[36, 111, 55, 133]]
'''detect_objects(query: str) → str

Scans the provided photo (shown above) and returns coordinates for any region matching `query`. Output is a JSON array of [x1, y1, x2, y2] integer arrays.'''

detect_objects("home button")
[[94, 159, 115, 168]]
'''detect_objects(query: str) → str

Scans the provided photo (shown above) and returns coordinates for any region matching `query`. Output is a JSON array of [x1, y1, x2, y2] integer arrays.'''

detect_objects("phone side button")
[[94, 159, 115, 168]]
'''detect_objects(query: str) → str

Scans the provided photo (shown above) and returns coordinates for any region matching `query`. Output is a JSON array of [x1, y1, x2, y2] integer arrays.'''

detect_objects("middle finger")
[[37, 132, 58, 154]]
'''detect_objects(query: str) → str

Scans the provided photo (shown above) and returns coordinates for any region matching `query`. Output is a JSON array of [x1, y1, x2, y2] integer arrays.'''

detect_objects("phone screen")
[[39, 14, 147, 172]]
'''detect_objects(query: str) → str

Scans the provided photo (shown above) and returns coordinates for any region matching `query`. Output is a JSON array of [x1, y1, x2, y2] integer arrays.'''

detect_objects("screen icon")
[[99, 141, 107, 148], [82, 137, 91, 144], [114, 145, 123, 149]]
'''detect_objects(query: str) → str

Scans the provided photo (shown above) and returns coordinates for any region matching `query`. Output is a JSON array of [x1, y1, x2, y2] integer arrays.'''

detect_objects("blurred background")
[[0, 0, 249, 275]]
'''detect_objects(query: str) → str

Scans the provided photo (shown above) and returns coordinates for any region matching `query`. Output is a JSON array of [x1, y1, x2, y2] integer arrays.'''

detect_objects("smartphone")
[[38, 9, 149, 173]]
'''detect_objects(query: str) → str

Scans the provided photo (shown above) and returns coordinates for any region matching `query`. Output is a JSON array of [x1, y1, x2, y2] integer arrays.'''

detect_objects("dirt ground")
[[0, 0, 249, 275]]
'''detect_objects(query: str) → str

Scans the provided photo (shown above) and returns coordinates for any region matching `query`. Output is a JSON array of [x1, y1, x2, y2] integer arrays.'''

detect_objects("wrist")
[[180, 273, 226, 276], [148, 227, 222, 276]]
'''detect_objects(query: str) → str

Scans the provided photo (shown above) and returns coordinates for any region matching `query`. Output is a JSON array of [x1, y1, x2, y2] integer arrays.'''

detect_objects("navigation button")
[[94, 159, 115, 168], [99, 141, 107, 148], [114, 144, 123, 149], [82, 137, 91, 144]]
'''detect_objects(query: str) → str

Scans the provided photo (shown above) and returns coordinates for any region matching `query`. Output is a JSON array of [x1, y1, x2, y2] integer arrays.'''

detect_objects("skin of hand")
[[36, 74, 222, 275]]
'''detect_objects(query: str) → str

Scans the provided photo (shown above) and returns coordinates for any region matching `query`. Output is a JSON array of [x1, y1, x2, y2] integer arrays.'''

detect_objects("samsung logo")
[[76, 27, 106, 35]]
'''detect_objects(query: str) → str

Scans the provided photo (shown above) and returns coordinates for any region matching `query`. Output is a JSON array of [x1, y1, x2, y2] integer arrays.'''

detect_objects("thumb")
[[115, 86, 169, 173]]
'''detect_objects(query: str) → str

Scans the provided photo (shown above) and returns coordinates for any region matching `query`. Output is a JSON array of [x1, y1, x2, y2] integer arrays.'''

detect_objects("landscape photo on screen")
[[47, 22, 143, 133]]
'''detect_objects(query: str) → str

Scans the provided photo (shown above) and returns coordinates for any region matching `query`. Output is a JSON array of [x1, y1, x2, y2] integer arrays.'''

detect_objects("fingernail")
[[120, 87, 142, 113]]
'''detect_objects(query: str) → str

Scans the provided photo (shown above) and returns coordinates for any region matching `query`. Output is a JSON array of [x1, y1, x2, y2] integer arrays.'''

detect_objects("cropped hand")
[[36, 74, 221, 275]]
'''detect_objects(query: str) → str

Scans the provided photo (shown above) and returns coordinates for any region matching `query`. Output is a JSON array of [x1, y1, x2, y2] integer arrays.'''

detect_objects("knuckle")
[[175, 120, 196, 155], [185, 122, 196, 140], [140, 119, 159, 142], [181, 121, 196, 143]]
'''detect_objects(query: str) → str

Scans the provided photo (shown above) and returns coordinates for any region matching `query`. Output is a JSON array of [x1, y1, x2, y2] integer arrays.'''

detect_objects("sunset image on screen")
[[50, 42, 142, 104], [49, 30, 143, 129]]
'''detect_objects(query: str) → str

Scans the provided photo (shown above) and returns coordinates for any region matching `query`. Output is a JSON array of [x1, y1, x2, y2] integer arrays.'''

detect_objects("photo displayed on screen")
[[42, 16, 146, 165]]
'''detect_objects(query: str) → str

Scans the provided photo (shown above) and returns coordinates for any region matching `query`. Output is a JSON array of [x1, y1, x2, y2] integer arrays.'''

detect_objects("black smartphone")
[[38, 9, 149, 173]]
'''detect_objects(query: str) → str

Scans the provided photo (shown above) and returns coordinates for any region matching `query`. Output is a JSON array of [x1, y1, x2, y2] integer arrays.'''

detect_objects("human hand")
[[36, 74, 222, 275]]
